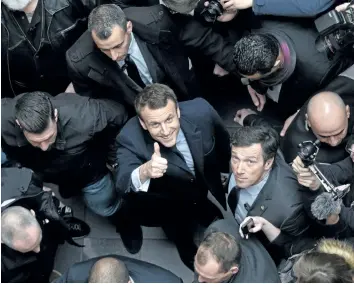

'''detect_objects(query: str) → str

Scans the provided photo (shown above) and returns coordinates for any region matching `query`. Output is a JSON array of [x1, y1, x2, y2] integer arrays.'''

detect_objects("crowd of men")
[[1, 0, 354, 282]]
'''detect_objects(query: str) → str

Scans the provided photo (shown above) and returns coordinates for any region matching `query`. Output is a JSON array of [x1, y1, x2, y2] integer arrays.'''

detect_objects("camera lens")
[[201, 0, 223, 22]]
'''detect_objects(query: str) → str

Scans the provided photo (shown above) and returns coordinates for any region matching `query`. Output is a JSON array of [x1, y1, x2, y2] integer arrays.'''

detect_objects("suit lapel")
[[180, 117, 204, 175], [248, 167, 278, 217], [134, 34, 159, 83]]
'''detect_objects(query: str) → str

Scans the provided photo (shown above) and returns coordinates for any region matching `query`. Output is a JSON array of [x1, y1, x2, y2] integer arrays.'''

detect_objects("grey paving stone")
[[142, 226, 167, 239], [84, 208, 117, 239], [82, 237, 142, 260], [140, 239, 194, 283], [54, 238, 83, 275]]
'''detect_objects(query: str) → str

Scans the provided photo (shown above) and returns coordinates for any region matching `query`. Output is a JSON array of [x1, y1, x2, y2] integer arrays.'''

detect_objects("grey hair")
[[1, 206, 40, 249], [88, 4, 127, 40], [162, 0, 200, 14]]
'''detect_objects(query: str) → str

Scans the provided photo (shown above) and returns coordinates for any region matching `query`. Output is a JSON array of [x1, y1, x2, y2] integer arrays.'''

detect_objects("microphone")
[[311, 192, 342, 220]]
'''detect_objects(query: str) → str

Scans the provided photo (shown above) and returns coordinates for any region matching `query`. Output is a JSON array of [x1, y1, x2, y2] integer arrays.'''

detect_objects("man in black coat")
[[55, 255, 182, 283], [1, 0, 119, 97], [1, 92, 127, 217], [226, 125, 308, 262], [232, 18, 353, 118], [115, 83, 230, 269], [194, 219, 280, 283], [66, 4, 235, 108]]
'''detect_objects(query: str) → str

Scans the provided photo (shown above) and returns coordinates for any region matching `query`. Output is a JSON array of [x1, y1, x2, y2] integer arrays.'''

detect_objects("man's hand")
[[213, 64, 229, 77], [292, 156, 321, 190], [139, 142, 168, 183], [280, 110, 299, 137], [234, 108, 256, 126], [239, 216, 265, 239], [247, 85, 266, 111], [204, 2, 238, 22], [221, 0, 253, 11], [336, 2, 352, 12], [65, 82, 75, 93]]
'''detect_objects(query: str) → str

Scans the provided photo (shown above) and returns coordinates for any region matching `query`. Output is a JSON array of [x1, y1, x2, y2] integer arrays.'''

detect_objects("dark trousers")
[[115, 193, 223, 270]]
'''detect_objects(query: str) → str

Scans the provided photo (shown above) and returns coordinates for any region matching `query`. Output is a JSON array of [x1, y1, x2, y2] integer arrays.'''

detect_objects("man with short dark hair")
[[66, 4, 236, 107], [226, 125, 308, 262], [194, 219, 280, 283], [233, 20, 352, 118], [1, 91, 127, 216], [55, 255, 182, 283], [115, 83, 230, 269]]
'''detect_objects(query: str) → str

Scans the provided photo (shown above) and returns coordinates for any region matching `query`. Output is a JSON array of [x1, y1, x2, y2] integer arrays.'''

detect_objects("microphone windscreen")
[[311, 192, 342, 220]]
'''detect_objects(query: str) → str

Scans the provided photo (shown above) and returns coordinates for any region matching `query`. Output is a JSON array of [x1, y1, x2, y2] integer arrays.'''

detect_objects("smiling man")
[[115, 83, 231, 270], [226, 125, 308, 263]]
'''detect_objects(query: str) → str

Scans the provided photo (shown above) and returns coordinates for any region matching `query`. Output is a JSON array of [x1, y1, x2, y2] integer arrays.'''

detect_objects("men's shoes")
[[118, 223, 143, 254], [64, 216, 91, 239]]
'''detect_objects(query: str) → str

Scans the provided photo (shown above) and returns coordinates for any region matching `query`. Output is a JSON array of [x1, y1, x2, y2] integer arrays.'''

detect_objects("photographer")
[[291, 142, 354, 240], [235, 68, 354, 164]]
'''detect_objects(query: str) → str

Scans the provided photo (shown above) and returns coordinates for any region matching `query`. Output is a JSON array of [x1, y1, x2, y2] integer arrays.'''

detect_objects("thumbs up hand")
[[139, 142, 168, 182]]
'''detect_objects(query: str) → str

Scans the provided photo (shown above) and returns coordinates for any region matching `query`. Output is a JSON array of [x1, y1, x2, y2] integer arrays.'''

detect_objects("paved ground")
[[53, 79, 284, 282]]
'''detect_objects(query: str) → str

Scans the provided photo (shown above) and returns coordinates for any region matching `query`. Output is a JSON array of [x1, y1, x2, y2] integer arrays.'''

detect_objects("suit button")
[[190, 178, 194, 182], [35, 55, 39, 59], [40, 75, 44, 79]]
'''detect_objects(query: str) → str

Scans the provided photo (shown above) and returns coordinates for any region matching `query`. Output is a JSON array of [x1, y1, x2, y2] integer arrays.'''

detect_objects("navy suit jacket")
[[55, 255, 183, 283], [116, 98, 230, 209]]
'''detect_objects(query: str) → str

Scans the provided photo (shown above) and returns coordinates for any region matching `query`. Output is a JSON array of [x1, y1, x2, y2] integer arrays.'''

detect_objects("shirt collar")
[[129, 276, 134, 283], [176, 128, 185, 145]]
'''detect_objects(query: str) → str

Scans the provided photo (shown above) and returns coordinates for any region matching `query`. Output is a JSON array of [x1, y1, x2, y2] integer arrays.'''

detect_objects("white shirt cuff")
[[131, 166, 151, 192]]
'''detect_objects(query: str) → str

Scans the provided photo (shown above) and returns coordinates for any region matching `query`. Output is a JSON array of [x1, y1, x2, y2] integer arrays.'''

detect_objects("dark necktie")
[[123, 54, 145, 88], [228, 186, 240, 218]]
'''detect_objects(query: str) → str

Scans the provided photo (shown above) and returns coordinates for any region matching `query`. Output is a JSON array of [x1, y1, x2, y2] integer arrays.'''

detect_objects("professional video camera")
[[314, 1, 354, 58], [298, 140, 350, 200], [200, 0, 223, 22]]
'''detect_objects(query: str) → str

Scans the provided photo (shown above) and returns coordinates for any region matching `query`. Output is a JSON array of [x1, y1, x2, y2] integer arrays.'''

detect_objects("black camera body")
[[297, 140, 321, 167], [200, 0, 223, 23], [314, 4, 354, 57]]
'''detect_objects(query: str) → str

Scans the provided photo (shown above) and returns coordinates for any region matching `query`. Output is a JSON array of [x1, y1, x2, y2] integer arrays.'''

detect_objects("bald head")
[[1, 206, 42, 253], [89, 257, 129, 283], [307, 92, 350, 146]]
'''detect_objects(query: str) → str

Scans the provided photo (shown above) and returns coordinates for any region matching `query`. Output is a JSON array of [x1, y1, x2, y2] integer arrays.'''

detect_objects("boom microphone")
[[311, 192, 342, 220]]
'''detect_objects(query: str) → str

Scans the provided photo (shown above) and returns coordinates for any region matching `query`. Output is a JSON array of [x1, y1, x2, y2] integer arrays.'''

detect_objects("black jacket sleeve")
[[177, 15, 236, 72], [209, 103, 231, 173], [318, 157, 353, 186], [91, 99, 128, 165]]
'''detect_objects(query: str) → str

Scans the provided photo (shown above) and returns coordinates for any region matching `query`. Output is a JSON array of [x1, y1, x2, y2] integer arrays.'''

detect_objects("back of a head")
[[233, 34, 279, 76], [197, 231, 241, 272], [88, 4, 127, 40], [134, 83, 178, 116], [162, 0, 199, 14], [1, 206, 39, 249], [293, 251, 354, 283], [89, 257, 129, 283], [231, 126, 279, 162], [15, 91, 54, 134]]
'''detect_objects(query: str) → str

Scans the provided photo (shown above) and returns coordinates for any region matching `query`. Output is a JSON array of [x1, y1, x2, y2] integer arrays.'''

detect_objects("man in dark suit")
[[115, 83, 230, 269], [66, 4, 235, 109], [194, 219, 280, 283], [55, 255, 182, 283], [226, 125, 308, 262]]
